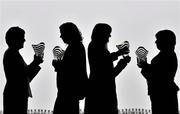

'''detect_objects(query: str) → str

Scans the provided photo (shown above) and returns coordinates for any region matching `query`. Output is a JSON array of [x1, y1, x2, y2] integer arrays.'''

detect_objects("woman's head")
[[59, 22, 83, 44], [155, 29, 176, 51], [91, 23, 112, 44], [5, 26, 25, 49]]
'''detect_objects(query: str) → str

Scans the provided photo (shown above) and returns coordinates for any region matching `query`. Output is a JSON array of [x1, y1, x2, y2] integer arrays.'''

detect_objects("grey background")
[[0, 0, 180, 110]]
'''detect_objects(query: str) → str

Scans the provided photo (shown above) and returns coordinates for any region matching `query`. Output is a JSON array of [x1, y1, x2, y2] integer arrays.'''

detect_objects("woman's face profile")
[[59, 29, 70, 44]]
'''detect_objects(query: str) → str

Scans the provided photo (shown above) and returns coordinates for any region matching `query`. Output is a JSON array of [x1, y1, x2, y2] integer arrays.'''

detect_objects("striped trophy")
[[135, 46, 148, 64], [32, 42, 45, 58], [53, 46, 64, 60], [116, 41, 130, 56]]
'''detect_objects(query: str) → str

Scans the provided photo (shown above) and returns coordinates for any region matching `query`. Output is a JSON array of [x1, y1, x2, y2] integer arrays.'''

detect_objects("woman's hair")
[[91, 23, 112, 43], [155, 29, 176, 50], [59, 22, 83, 44], [5, 26, 25, 47]]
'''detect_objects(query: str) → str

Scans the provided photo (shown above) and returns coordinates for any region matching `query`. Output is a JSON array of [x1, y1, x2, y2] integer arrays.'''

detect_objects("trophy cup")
[[32, 42, 45, 58], [116, 41, 130, 56], [53, 46, 64, 60], [135, 46, 148, 65]]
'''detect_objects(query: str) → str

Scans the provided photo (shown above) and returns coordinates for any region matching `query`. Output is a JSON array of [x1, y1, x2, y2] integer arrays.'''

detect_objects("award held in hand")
[[135, 46, 148, 65], [32, 42, 45, 58], [116, 41, 130, 56], [53, 46, 64, 60]]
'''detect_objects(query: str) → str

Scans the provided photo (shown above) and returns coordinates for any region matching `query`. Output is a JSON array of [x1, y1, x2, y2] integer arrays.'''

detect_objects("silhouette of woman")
[[52, 22, 88, 114], [84, 23, 131, 114], [3, 26, 43, 114], [137, 30, 179, 114]]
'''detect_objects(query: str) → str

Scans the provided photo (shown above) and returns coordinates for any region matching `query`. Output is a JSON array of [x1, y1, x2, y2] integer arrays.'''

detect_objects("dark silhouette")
[[3, 26, 43, 114], [137, 30, 179, 114], [84, 23, 131, 114], [52, 22, 88, 114]]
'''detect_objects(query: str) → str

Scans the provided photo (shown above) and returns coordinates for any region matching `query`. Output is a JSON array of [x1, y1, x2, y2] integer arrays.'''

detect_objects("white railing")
[[0, 109, 83, 114], [118, 108, 151, 114], [27, 109, 53, 114], [6, 108, 180, 114]]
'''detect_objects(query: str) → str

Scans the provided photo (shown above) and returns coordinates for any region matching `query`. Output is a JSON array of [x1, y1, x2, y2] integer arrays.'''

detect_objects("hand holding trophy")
[[53, 46, 64, 61], [32, 42, 45, 65], [135, 46, 148, 67], [52, 46, 64, 71], [116, 41, 130, 56], [32, 42, 45, 58]]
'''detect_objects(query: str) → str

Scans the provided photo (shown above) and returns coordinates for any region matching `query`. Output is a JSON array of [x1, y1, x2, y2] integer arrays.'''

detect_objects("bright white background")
[[0, 0, 180, 111]]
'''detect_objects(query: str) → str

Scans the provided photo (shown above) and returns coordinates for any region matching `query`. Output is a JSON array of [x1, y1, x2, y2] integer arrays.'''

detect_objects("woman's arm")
[[113, 56, 131, 77]]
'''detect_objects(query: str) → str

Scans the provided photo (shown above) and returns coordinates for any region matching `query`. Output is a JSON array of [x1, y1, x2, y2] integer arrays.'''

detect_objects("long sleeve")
[[141, 51, 179, 95], [55, 43, 88, 100], [113, 58, 128, 77], [75, 43, 88, 99], [141, 64, 151, 80], [26, 61, 41, 82], [3, 48, 41, 97]]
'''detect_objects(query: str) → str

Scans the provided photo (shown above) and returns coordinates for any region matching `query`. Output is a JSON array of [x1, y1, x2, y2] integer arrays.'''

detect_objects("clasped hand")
[[52, 59, 62, 70], [137, 58, 148, 68], [116, 47, 130, 56], [33, 54, 44, 65], [122, 55, 131, 63]]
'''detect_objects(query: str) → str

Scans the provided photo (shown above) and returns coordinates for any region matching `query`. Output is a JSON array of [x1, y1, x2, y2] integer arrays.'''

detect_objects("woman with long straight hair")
[[84, 23, 131, 114]]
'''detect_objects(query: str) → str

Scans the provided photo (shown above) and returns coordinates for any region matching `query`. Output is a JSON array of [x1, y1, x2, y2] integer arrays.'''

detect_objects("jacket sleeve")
[[75, 45, 88, 100], [113, 58, 128, 77], [109, 52, 119, 61], [25, 60, 41, 82], [141, 64, 151, 80]]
